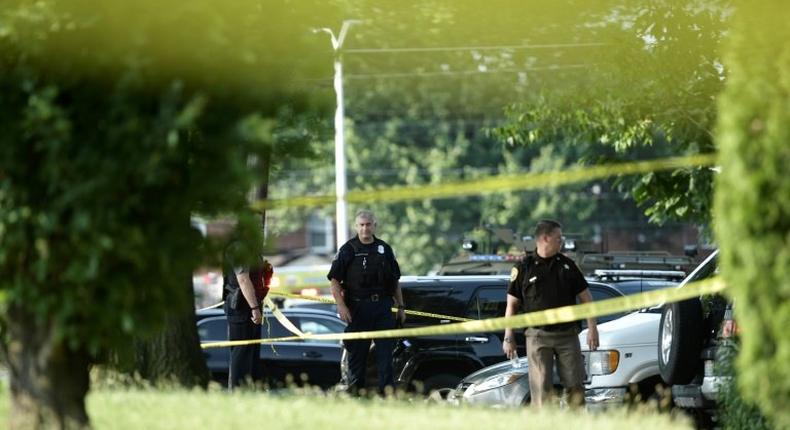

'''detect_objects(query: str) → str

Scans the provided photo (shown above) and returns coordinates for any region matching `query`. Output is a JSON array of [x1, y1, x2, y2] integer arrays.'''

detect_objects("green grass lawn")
[[0, 384, 692, 430]]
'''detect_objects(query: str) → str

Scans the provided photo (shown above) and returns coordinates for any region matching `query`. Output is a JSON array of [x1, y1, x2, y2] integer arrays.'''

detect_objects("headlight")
[[587, 350, 619, 376], [470, 371, 528, 394]]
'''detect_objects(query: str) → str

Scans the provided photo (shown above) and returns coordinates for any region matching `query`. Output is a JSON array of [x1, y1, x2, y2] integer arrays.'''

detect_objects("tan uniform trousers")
[[525, 327, 586, 407]]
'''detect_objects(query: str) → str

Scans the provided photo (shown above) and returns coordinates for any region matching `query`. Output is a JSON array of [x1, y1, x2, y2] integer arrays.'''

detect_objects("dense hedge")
[[716, 342, 772, 430], [714, 1, 790, 428]]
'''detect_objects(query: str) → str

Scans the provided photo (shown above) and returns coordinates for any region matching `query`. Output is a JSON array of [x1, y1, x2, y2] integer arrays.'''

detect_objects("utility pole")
[[315, 20, 360, 250]]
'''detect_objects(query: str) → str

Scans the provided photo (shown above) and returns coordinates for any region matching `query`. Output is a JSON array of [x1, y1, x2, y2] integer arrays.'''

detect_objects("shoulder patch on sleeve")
[[510, 267, 519, 282]]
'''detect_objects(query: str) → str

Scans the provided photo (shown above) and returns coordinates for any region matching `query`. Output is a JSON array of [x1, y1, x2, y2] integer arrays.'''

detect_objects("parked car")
[[657, 250, 731, 426], [196, 307, 346, 388], [449, 275, 683, 407]]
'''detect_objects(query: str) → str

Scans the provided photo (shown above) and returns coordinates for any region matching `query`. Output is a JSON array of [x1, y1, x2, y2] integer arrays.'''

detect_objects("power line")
[[300, 63, 593, 82], [346, 64, 590, 80], [343, 42, 607, 54]]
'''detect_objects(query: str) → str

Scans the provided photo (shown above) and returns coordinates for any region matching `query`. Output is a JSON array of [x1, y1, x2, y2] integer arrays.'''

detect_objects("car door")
[[259, 315, 304, 387], [398, 282, 459, 355], [461, 285, 512, 367], [290, 315, 345, 388], [259, 313, 345, 389]]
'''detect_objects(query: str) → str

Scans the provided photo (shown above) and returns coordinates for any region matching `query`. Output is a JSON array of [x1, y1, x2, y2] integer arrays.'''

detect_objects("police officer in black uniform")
[[222, 241, 270, 390], [502, 219, 599, 407], [328, 209, 406, 395]]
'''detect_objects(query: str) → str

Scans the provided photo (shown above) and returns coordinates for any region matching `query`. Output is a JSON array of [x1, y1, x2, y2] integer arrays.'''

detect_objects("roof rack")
[[592, 269, 686, 280], [580, 252, 693, 275]]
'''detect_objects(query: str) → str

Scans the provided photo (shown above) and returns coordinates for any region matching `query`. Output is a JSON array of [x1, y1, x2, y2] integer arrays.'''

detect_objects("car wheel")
[[422, 374, 462, 400], [658, 298, 704, 385]]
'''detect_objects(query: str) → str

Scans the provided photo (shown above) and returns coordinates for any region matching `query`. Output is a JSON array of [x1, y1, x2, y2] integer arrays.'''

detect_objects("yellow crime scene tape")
[[195, 292, 470, 324], [201, 276, 726, 349], [201, 154, 720, 348], [268, 291, 472, 323], [263, 296, 305, 336], [251, 154, 717, 210]]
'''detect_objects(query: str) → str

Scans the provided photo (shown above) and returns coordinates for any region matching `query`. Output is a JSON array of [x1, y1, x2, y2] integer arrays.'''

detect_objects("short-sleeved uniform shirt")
[[327, 236, 401, 292], [506, 252, 589, 331], [223, 242, 268, 322]]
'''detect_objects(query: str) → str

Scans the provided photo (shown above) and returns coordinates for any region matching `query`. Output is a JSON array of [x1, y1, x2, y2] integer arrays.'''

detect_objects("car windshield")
[[678, 251, 719, 287]]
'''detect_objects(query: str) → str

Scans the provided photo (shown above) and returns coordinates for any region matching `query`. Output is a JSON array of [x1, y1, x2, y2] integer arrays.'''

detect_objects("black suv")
[[393, 275, 510, 395]]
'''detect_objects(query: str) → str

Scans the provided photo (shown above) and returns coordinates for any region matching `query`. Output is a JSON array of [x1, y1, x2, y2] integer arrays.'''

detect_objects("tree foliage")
[[269, 1, 678, 273], [0, 0, 327, 359], [0, 1, 330, 426], [491, 0, 728, 225], [714, 1, 790, 427]]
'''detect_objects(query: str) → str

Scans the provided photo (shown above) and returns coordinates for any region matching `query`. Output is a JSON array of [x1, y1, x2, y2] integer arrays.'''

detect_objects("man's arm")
[[503, 294, 521, 359], [236, 272, 262, 325], [330, 278, 351, 323], [577, 288, 599, 350]]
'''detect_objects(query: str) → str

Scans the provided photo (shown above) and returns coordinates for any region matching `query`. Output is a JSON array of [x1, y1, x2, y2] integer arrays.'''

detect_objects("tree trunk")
[[256, 146, 271, 234], [3, 304, 91, 429], [133, 279, 209, 388]]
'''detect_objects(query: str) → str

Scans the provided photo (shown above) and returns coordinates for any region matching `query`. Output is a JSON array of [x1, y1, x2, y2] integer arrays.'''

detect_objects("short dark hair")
[[534, 219, 562, 238]]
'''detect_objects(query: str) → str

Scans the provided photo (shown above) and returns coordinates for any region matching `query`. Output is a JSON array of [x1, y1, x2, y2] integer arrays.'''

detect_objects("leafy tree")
[[0, 1, 330, 427], [714, 1, 790, 427], [491, 0, 728, 226], [269, 1, 675, 273], [270, 109, 650, 274]]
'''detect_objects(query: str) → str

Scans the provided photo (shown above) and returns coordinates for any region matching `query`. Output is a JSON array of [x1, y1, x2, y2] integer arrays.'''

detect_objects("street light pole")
[[316, 20, 360, 250]]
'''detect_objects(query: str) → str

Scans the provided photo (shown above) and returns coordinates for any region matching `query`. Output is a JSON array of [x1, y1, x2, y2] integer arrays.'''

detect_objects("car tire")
[[658, 298, 704, 385], [422, 374, 462, 400]]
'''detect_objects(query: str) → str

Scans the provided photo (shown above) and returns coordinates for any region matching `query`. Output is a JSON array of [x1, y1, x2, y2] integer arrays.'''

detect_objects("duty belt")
[[347, 290, 388, 302]]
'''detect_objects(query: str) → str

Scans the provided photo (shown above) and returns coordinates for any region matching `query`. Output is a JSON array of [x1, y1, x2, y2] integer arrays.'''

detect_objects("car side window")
[[588, 285, 626, 324], [197, 318, 227, 341], [299, 316, 345, 345], [466, 287, 507, 320]]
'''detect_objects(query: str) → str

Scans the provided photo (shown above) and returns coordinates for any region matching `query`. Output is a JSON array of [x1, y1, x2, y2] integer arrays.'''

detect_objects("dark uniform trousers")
[[344, 294, 396, 394], [227, 310, 262, 389]]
